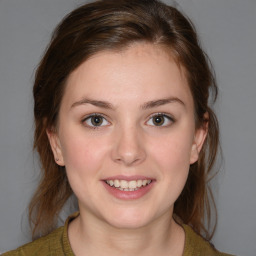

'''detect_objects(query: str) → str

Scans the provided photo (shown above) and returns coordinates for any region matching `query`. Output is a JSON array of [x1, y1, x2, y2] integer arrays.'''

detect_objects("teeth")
[[137, 180, 142, 187], [105, 179, 152, 190], [114, 180, 120, 187], [129, 180, 137, 189], [142, 180, 147, 186], [120, 180, 128, 188]]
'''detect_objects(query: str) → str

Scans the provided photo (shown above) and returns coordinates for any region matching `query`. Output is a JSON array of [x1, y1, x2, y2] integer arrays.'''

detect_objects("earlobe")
[[190, 120, 208, 164], [46, 128, 65, 166]]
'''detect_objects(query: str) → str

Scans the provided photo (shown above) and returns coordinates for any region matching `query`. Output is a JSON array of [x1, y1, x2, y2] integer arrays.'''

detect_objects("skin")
[[48, 43, 207, 256]]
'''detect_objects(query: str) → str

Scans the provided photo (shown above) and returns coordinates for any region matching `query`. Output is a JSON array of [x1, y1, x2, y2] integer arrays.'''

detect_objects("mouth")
[[104, 179, 152, 191]]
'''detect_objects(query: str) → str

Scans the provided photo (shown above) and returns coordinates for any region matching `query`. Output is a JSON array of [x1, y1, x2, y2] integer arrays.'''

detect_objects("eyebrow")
[[141, 97, 185, 109], [71, 97, 185, 110], [71, 98, 114, 109]]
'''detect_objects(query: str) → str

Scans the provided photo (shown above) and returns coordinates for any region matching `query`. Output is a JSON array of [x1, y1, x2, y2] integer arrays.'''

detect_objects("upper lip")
[[102, 175, 155, 181]]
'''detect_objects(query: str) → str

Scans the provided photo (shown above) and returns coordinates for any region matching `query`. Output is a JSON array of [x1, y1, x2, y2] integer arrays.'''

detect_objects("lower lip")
[[102, 181, 155, 200]]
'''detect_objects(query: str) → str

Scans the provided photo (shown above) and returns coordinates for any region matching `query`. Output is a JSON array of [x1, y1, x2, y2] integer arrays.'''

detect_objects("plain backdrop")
[[0, 0, 255, 255]]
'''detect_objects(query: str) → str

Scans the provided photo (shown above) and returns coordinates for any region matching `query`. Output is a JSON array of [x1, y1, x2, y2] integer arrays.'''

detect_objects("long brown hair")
[[30, 0, 219, 240]]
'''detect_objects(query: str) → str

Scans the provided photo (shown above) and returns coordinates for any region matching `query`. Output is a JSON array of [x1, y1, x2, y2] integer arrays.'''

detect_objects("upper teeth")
[[106, 179, 151, 190]]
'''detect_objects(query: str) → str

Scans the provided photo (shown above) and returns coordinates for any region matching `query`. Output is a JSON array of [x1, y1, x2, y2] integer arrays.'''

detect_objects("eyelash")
[[146, 113, 175, 127], [82, 113, 110, 129], [81, 112, 175, 129]]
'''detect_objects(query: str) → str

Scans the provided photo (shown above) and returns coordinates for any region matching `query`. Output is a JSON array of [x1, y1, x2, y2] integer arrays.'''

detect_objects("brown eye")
[[146, 114, 174, 127], [84, 114, 109, 128], [153, 115, 165, 126], [91, 116, 103, 126]]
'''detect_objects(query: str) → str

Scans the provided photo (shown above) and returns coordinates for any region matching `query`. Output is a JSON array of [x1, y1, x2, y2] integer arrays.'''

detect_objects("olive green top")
[[3, 213, 234, 256]]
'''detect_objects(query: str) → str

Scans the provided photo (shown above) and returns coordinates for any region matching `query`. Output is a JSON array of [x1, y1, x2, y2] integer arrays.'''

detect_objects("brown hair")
[[30, 0, 219, 240]]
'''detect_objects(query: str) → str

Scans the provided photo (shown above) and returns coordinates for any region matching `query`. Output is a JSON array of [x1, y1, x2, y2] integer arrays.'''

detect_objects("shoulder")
[[2, 212, 78, 256], [182, 224, 235, 256], [2, 226, 65, 256]]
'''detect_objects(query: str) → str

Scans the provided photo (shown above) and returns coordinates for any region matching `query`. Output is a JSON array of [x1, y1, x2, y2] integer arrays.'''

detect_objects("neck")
[[68, 210, 185, 256]]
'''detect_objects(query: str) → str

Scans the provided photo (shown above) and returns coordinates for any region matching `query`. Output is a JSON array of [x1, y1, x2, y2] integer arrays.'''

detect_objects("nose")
[[111, 124, 146, 166]]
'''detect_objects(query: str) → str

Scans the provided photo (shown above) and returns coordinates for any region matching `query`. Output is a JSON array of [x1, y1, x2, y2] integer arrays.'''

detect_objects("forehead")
[[62, 43, 193, 108]]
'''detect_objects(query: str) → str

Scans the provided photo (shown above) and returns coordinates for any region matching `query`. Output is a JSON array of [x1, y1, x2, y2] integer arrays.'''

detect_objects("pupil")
[[154, 116, 164, 125], [92, 116, 103, 126]]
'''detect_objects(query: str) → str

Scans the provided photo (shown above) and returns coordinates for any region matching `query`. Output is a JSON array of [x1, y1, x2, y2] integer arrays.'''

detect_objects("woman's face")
[[48, 43, 206, 229]]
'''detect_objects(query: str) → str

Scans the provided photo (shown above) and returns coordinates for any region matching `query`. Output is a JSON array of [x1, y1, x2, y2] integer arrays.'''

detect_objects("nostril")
[[114, 154, 144, 166], [111, 131, 146, 165]]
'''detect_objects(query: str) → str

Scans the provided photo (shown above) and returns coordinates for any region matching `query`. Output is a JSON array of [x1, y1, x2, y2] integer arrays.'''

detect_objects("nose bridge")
[[112, 121, 146, 166]]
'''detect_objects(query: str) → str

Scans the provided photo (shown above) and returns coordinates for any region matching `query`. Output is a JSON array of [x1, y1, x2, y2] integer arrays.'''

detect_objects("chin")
[[103, 208, 156, 230], [107, 218, 150, 230]]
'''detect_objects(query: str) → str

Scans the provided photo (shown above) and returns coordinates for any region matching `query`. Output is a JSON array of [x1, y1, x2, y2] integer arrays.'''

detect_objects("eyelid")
[[81, 113, 111, 128], [146, 112, 175, 126]]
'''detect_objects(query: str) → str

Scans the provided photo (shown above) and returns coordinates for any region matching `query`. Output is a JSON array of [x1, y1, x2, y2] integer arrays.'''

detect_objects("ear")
[[46, 128, 65, 166], [190, 116, 208, 164]]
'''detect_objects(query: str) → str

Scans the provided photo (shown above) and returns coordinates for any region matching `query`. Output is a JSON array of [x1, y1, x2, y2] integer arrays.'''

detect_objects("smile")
[[105, 179, 152, 191]]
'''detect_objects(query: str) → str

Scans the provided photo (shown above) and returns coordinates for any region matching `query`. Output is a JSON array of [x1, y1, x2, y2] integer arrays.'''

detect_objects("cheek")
[[148, 129, 194, 194], [150, 132, 193, 171], [60, 131, 109, 176], [59, 133, 110, 202]]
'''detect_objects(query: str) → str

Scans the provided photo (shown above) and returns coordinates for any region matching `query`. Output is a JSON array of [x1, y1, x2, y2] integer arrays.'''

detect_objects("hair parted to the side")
[[30, 0, 219, 240]]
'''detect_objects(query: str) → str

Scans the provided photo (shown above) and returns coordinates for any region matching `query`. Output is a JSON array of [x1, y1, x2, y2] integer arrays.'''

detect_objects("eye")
[[83, 114, 109, 128], [146, 113, 174, 127]]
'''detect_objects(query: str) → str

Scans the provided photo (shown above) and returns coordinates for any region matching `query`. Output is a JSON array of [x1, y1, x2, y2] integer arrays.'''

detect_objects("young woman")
[[3, 0, 234, 255]]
